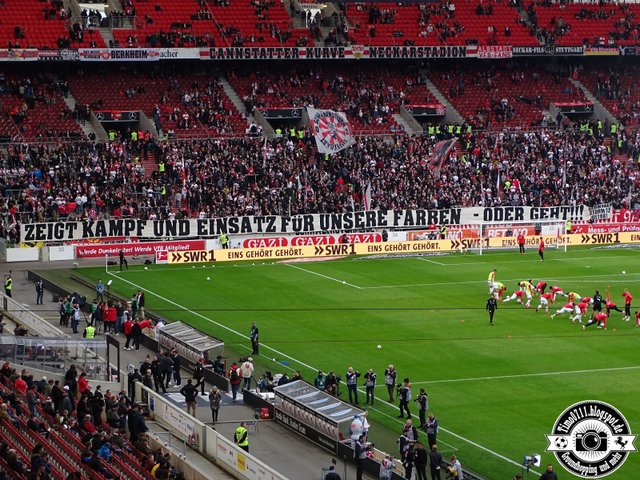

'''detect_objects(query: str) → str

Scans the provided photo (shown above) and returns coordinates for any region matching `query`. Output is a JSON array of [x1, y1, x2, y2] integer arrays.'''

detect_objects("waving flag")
[[307, 107, 355, 154], [428, 138, 458, 175]]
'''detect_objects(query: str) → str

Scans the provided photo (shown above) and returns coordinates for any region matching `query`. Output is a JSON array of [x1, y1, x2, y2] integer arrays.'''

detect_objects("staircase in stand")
[[141, 150, 157, 179]]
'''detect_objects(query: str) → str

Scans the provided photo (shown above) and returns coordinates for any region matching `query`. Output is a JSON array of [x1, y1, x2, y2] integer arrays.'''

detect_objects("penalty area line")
[[105, 270, 528, 472], [416, 257, 446, 266], [379, 365, 640, 387], [285, 263, 362, 289]]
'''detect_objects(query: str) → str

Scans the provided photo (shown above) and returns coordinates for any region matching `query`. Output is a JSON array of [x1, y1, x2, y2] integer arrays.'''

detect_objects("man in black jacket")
[[180, 379, 198, 416], [151, 355, 165, 393], [131, 320, 142, 351], [171, 349, 181, 387], [128, 404, 148, 442], [429, 444, 443, 480], [194, 358, 206, 395]]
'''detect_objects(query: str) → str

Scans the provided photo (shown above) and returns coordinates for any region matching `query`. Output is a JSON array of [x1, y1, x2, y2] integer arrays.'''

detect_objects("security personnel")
[[234, 422, 249, 452], [275, 127, 282, 138], [219, 233, 229, 249], [4, 273, 12, 297], [131, 130, 138, 141], [427, 125, 435, 136], [83, 324, 96, 339], [566, 220, 573, 234], [611, 123, 618, 135], [158, 160, 165, 174], [297, 128, 304, 140], [289, 127, 296, 139], [108, 130, 116, 142], [439, 224, 447, 239], [455, 124, 462, 135]]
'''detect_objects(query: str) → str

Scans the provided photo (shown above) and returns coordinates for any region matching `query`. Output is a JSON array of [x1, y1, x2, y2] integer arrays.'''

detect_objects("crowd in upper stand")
[[0, 121, 637, 242]]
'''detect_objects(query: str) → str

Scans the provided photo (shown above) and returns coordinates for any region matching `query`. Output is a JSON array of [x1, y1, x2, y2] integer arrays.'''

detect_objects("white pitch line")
[[106, 270, 532, 472], [375, 365, 640, 388], [285, 263, 362, 289], [417, 257, 446, 266]]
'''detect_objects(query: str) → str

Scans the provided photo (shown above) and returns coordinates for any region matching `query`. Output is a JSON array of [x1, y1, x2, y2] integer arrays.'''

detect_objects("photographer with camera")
[[346, 367, 361, 405], [397, 378, 412, 419], [384, 365, 397, 402], [326, 371, 340, 396]]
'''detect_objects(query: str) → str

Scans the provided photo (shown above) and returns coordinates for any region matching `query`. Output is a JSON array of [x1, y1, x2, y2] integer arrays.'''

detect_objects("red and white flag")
[[363, 182, 372, 210], [307, 107, 355, 154]]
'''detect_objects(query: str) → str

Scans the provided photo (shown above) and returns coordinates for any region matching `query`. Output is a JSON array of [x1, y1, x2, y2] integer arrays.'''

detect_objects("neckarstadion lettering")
[[368, 45, 467, 59]]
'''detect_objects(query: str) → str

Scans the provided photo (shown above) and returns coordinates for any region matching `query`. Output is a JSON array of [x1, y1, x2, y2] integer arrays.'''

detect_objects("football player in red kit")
[[622, 289, 633, 321], [536, 292, 554, 314], [517, 233, 526, 255], [536, 281, 548, 295], [551, 302, 575, 320], [583, 312, 608, 330], [605, 288, 624, 316]]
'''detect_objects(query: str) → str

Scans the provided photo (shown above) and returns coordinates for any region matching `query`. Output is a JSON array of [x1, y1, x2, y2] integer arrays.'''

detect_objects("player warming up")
[[538, 238, 545, 261], [486, 296, 498, 326], [536, 281, 548, 295], [622, 289, 633, 321], [503, 285, 526, 306], [492, 282, 506, 301], [551, 302, 574, 320], [487, 269, 497, 294], [567, 291, 582, 304], [520, 280, 534, 308], [550, 285, 565, 302], [572, 301, 588, 324], [536, 292, 554, 314], [583, 312, 608, 330], [605, 288, 624, 316]]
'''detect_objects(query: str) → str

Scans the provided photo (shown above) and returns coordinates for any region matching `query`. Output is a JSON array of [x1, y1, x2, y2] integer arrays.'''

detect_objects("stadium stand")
[[110, 0, 308, 48], [343, 0, 534, 47], [0, 0, 106, 49], [228, 63, 439, 133], [580, 66, 640, 126], [0, 74, 84, 141], [0, 121, 637, 245], [208, 0, 309, 47], [111, 0, 224, 48], [528, 1, 640, 46], [67, 69, 247, 138], [0, 364, 175, 480], [430, 64, 588, 128]]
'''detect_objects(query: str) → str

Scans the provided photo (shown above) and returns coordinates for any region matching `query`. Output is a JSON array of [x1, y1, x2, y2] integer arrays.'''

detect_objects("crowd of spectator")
[[0, 361, 184, 479], [0, 119, 638, 243]]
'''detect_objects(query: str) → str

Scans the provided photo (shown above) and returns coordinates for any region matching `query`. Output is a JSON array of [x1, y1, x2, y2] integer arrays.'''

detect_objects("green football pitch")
[[75, 247, 640, 479]]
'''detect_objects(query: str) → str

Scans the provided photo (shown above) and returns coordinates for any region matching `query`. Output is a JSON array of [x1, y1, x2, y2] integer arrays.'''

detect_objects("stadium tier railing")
[[1, 291, 68, 338], [135, 382, 291, 480]]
